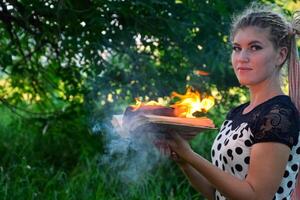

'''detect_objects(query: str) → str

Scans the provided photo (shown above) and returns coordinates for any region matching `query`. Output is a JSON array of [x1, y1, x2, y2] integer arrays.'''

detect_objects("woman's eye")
[[232, 46, 241, 52], [250, 45, 262, 51]]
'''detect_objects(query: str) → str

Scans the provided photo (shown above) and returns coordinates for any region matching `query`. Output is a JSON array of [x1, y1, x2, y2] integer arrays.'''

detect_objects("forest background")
[[0, 0, 299, 199]]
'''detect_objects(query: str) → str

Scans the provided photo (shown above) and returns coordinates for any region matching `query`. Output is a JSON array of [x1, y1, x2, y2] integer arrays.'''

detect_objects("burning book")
[[112, 87, 216, 139]]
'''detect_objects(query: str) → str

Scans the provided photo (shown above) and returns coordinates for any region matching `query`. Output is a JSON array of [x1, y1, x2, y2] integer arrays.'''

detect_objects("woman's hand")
[[170, 151, 190, 166], [180, 131, 198, 140], [154, 138, 190, 167], [167, 132, 194, 161], [153, 139, 171, 157]]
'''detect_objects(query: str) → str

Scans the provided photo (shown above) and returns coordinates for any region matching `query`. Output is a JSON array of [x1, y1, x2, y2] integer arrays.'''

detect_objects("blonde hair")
[[289, 11, 300, 114]]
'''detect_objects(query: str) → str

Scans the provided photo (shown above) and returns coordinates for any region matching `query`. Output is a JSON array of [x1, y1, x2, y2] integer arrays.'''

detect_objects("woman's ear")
[[277, 47, 288, 66]]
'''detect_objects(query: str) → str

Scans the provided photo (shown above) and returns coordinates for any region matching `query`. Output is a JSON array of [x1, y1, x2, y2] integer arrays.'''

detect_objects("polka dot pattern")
[[212, 118, 300, 200]]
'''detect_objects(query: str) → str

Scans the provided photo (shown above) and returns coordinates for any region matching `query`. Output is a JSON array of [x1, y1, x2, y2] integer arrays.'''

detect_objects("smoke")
[[94, 116, 166, 184]]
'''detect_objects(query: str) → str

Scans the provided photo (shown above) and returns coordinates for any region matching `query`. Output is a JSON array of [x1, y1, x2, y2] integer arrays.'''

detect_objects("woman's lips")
[[237, 67, 253, 71]]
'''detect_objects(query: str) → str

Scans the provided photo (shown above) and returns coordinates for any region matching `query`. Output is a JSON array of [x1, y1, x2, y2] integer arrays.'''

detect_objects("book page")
[[142, 115, 215, 128]]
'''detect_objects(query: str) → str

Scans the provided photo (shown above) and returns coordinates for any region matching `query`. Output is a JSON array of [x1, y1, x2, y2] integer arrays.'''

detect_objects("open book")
[[111, 113, 216, 139]]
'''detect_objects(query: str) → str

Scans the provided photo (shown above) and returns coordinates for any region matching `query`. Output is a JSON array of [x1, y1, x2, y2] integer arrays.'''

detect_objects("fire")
[[131, 98, 161, 111], [131, 87, 215, 118], [194, 70, 209, 76], [171, 87, 214, 118]]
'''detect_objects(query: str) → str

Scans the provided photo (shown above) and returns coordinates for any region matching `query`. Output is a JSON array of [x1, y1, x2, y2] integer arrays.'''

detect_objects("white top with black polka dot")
[[211, 96, 300, 200]]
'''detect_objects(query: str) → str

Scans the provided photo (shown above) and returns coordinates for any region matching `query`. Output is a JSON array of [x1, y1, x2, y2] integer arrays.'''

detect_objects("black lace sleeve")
[[253, 104, 299, 149]]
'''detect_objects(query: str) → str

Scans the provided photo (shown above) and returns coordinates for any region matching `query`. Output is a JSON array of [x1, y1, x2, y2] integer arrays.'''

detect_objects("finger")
[[182, 134, 197, 140], [162, 146, 166, 155], [190, 131, 199, 136], [171, 151, 178, 160], [153, 139, 167, 149], [171, 132, 186, 144], [153, 139, 162, 147], [159, 142, 170, 156], [154, 140, 167, 155], [171, 151, 182, 162], [165, 146, 171, 157], [165, 138, 176, 148], [162, 147, 166, 156], [172, 132, 182, 140], [185, 132, 198, 137]]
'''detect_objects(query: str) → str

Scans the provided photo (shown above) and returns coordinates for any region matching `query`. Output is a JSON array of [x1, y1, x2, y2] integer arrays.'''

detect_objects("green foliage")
[[0, 0, 254, 112]]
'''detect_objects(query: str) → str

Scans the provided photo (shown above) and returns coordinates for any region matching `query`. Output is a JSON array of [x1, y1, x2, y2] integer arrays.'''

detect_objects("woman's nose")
[[237, 49, 250, 62]]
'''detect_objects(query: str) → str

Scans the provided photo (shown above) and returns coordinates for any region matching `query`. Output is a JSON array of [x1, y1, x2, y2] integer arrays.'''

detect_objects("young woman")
[[166, 6, 300, 200]]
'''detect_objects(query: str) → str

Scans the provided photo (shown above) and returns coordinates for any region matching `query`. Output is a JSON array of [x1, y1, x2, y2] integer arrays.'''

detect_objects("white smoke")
[[95, 118, 166, 184]]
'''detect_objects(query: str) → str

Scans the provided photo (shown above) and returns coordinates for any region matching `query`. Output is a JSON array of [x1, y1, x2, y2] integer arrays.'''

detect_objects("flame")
[[171, 87, 214, 118], [131, 98, 161, 111], [130, 87, 215, 118], [194, 70, 209, 76]]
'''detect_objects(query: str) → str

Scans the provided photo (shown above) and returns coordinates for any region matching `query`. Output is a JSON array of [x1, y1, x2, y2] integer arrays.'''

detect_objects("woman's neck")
[[244, 77, 284, 113]]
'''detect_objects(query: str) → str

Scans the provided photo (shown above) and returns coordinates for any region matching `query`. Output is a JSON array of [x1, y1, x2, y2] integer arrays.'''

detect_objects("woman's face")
[[231, 26, 285, 87]]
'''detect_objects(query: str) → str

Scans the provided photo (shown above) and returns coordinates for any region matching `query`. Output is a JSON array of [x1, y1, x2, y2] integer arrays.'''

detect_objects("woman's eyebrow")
[[248, 40, 263, 45], [231, 40, 263, 46]]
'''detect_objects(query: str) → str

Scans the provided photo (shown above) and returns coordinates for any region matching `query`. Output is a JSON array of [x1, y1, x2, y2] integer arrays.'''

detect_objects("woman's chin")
[[238, 79, 252, 86]]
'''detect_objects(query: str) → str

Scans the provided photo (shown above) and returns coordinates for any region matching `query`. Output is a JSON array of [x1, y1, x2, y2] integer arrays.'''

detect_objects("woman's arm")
[[177, 162, 215, 200], [169, 133, 290, 200], [157, 140, 215, 199]]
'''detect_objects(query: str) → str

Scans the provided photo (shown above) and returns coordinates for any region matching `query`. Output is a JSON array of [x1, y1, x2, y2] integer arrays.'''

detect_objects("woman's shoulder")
[[252, 95, 300, 149], [225, 95, 299, 125], [252, 95, 299, 131], [259, 95, 299, 117]]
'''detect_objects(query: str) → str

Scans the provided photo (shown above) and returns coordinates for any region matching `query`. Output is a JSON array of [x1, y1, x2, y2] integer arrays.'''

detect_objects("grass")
[[0, 106, 205, 200]]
